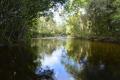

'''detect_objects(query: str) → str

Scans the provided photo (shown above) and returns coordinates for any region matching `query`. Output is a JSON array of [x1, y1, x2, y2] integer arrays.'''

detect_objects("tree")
[[87, 0, 120, 37], [0, 0, 66, 44]]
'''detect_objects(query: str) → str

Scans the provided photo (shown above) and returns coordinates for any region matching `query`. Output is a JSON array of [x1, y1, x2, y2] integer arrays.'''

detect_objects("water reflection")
[[83, 42, 120, 80], [1, 38, 120, 80], [34, 38, 120, 80], [34, 39, 74, 80]]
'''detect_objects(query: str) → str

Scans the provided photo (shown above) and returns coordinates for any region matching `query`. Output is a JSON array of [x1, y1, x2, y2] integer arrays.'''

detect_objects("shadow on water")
[[0, 45, 37, 80], [0, 44, 55, 80], [1, 38, 120, 80]]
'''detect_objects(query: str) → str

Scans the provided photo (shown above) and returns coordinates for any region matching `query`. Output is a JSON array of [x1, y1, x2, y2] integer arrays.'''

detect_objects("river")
[[0, 38, 120, 80]]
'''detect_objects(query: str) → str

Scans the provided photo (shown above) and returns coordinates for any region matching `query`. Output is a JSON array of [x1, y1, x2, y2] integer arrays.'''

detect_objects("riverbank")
[[0, 36, 120, 47], [33, 36, 120, 44], [74, 36, 120, 44]]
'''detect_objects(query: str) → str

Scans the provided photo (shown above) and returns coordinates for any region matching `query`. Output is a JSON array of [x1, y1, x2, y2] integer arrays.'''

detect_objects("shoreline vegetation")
[[0, 0, 120, 46], [0, 36, 120, 47], [33, 36, 120, 44]]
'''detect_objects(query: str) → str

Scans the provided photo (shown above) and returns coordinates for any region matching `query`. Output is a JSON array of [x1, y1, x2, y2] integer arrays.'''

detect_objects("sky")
[[52, 3, 66, 26], [36, 46, 75, 80], [51, 4, 86, 26]]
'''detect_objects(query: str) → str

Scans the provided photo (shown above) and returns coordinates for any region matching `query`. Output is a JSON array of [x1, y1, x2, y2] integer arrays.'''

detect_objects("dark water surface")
[[1, 38, 120, 80]]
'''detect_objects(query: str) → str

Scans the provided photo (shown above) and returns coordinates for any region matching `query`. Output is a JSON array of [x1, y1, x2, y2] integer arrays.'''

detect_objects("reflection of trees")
[[64, 39, 90, 80], [32, 39, 65, 55], [65, 39, 120, 80], [0, 45, 37, 80], [65, 39, 90, 63]]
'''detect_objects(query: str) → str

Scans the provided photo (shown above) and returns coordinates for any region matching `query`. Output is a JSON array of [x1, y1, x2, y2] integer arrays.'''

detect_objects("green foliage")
[[65, 0, 89, 12], [65, 11, 91, 37], [65, 0, 120, 40], [2, 0, 120, 42], [32, 16, 66, 37], [66, 14, 81, 37], [87, 0, 120, 37], [0, 0, 66, 44]]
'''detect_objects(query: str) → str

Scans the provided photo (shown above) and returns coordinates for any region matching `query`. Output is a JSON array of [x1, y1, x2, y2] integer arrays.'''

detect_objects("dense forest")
[[0, 0, 120, 44], [0, 0, 66, 44]]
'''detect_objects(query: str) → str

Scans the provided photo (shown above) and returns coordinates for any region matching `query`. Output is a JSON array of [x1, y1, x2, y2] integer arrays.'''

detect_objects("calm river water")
[[0, 38, 120, 80]]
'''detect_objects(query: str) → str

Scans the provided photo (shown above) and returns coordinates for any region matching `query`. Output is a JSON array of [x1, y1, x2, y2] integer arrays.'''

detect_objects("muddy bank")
[[75, 36, 120, 44]]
